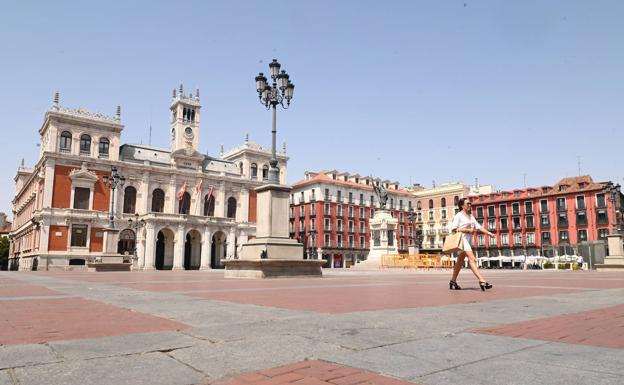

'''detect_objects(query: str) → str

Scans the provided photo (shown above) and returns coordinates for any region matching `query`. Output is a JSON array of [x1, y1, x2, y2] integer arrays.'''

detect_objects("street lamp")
[[127, 213, 146, 262], [255, 59, 295, 184], [606, 183, 621, 234], [102, 167, 125, 229]]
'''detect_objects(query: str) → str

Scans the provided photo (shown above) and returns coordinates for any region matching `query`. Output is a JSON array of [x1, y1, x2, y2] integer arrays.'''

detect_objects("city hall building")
[[9, 85, 288, 271]]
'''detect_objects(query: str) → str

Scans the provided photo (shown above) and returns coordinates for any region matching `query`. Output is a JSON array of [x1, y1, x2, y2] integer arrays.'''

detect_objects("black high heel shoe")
[[449, 280, 461, 290], [479, 281, 493, 291]]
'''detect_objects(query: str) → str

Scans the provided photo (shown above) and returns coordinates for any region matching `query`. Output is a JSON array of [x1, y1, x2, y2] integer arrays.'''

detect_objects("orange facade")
[[51, 165, 110, 211], [89, 227, 104, 252], [248, 190, 257, 223], [48, 225, 68, 251]]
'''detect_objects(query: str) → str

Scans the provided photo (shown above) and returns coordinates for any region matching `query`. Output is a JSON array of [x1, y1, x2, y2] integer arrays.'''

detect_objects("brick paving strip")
[[475, 303, 624, 349], [211, 359, 418, 385], [0, 298, 190, 345]]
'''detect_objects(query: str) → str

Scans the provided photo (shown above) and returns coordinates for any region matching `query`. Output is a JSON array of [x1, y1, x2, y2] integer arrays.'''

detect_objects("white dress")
[[451, 211, 482, 252]]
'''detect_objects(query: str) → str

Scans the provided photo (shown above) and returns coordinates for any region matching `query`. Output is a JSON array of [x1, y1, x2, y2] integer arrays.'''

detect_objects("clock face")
[[184, 127, 193, 139]]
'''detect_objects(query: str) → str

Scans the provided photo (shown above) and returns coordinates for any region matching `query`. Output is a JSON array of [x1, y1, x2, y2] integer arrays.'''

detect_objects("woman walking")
[[449, 198, 496, 291]]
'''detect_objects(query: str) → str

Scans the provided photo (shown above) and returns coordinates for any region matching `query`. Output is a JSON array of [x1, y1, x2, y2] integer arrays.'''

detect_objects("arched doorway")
[[211, 231, 227, 269], [184, 229, 202, 270], [155, 228, 175, 270], [118, 229, 136, 255]]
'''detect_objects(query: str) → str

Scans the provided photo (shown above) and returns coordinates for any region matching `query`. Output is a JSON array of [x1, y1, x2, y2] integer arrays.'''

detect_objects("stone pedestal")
[[92, 228, 131, 271], [355, 210, 398, 269], [597, 234, 624, 270], [224, 184, 322, 278]]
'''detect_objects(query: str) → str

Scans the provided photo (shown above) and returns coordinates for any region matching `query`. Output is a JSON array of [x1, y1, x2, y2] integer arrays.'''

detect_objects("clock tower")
[[170, 83, 203, 167]]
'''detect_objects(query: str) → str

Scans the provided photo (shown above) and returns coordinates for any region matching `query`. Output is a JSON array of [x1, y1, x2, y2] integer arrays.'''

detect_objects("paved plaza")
[[1, 269, 623, 385]]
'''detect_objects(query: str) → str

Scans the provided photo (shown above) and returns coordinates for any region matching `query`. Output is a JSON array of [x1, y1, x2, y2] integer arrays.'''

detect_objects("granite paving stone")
[[12, 352, 207, 385], [0, 343, 61, 369]]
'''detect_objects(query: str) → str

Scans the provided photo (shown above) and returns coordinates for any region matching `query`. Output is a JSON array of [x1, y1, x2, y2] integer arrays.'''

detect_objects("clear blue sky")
[[1, 0, 623, 217]]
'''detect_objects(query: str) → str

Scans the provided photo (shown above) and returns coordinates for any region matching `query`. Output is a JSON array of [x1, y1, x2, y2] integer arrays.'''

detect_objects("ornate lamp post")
[[102, 167, 125, 229], [255, 59, 295, 184], [127, 213, 146, 262]]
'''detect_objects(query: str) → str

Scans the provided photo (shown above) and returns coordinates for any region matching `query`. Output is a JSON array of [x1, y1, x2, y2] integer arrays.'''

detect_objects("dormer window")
[[79, 134, 91, 156], [559, 185, 566, 191], [578, 182, 586, 189], [59, 131, 72, 153]]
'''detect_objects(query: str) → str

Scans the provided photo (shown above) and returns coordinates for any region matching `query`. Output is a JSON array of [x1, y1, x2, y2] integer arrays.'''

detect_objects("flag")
[[194, 179, 203, 195], [205, 185, 214, 202], [177, 181, 187, 201]]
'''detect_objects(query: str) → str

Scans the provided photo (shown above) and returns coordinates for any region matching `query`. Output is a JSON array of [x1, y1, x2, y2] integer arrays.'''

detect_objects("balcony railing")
[[426, 230, 437, 236], [59, 147, 71, 154], [98, 152, 109, 159], [438, 228, 449, 235]]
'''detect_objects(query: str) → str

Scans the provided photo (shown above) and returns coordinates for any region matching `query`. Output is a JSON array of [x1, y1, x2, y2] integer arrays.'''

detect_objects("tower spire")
[[179, 83, 184, 97], [115, 105, 121, 121], [52, 91, 60, 110]]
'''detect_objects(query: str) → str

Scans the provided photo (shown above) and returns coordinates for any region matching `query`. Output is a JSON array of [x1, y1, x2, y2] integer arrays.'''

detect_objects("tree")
[[0, 236, 9, 270]]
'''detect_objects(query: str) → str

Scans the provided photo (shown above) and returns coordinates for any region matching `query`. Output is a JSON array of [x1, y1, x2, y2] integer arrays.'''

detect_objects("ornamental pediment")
[[69, 163, 99, 184]]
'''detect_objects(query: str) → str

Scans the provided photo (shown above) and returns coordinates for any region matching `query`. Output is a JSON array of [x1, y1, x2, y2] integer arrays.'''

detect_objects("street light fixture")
[[255, 59, 295, 184], [102, 167, 125, 229], [127, 213, 146, 263]]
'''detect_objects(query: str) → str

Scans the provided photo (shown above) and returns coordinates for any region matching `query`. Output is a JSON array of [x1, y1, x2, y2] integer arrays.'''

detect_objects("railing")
[[98, 153, 109, 159], [380, 254, 454, 270], [59, 147, 71, 154], [438, 228, 449, 235], [426, 230, 437, 236]]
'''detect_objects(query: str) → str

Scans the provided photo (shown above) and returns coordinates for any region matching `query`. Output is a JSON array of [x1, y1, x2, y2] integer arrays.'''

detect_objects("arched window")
[[428, 199, 434, 209], [179, 192, 191, 214], [98, 137, 110, 158], [59, 131, 72, 153], [151, 188, 165, 212], [79, 134, 91, 155], [227, 197, 237, 219], [204, 194, 215, 216], [417, 201, 422, 210], [441, 197, 446, 207], [251, 163, 258, 178], [123, 186, 137, 214], [262, 165, 269, 180]]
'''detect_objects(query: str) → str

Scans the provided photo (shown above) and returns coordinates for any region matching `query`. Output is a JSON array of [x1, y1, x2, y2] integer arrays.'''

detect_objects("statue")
[[372, 177, 388, 210]]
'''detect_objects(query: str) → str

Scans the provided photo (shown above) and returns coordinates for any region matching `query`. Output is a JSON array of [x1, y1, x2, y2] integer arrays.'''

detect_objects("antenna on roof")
[[523, 173, 526, 188], [577, 155, 582, 176]]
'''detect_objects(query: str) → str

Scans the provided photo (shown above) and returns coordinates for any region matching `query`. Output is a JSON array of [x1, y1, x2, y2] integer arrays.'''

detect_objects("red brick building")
[[468, 176, 622, 258], [291, 171, 417, 268]]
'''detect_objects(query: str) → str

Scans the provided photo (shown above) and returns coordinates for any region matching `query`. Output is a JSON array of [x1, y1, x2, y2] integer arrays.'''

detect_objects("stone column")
[[135, 225, 146, 270], [140, 173, 150, 214], [38, 220, 50, 254], [42, 159, 56, 208], [173, 224, 185, 270], [200, 227, 213, 270], [239, 188, 249, 222], [226, 228, 236, 259], [167, 177, 177, 214], [143, 223, 156, 270], [217, 183, 226, 217]]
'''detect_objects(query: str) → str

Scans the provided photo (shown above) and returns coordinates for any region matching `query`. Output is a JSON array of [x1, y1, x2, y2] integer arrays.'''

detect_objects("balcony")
[[426, 230, 437, 236], [98, 152, 109, 159], [438, 228, 450, 235], [79, 150, 91, 156], [59, 147, 71, 154]]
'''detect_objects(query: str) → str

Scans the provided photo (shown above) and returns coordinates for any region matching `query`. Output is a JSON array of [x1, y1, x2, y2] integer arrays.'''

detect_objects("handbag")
[[443, 231, 464, 253]]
